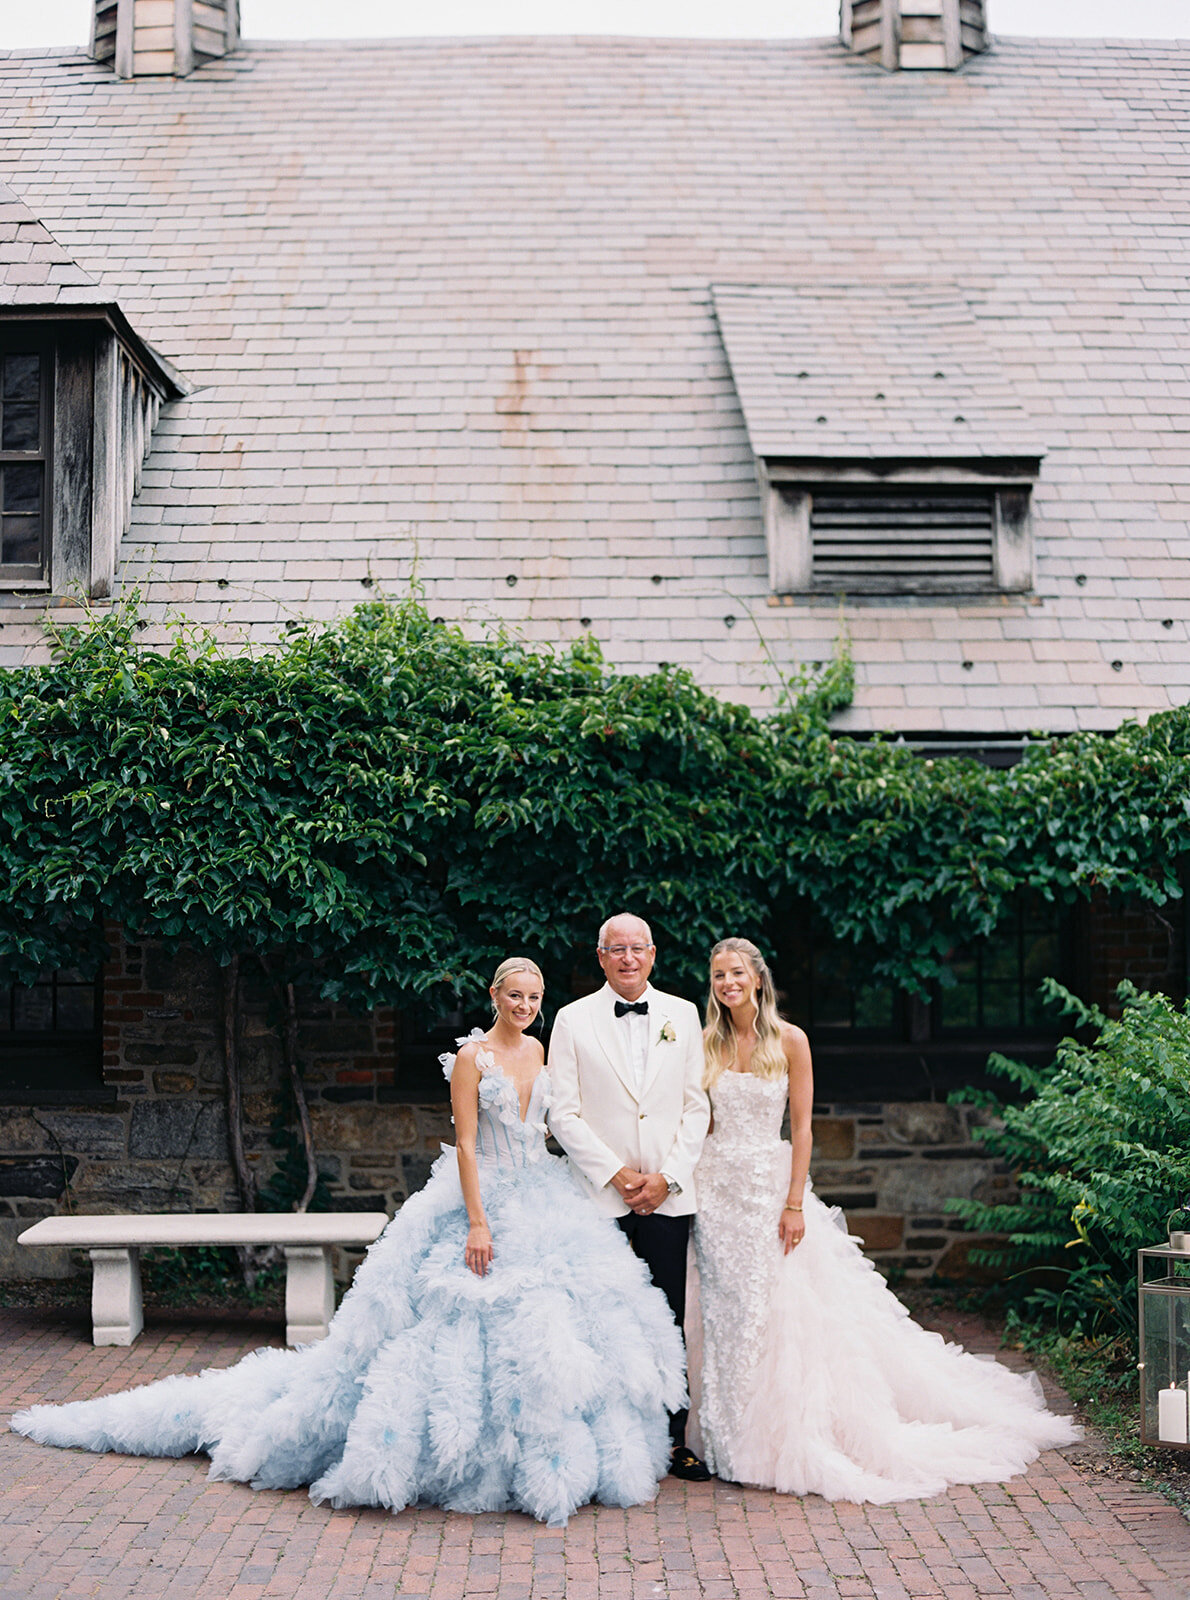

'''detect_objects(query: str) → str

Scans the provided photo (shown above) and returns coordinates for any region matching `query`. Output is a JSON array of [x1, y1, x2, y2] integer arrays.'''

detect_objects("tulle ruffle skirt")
[[689, 1145, 1079, 1503], [12, 1151, 686, 1527]]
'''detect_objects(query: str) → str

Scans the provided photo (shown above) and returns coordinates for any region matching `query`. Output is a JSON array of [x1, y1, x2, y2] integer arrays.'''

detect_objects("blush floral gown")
[[12, 1034, 686, 1527], [690, 1070, 1079, 1502]]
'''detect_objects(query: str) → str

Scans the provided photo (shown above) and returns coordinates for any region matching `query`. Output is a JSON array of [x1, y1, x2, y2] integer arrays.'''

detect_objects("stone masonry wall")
[[810, 1101, 1008, 1281], [1, 928, 452, 1282]]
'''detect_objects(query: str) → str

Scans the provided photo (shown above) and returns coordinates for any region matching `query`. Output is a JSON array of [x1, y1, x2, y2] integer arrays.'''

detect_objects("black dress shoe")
[[669, 1445, 712, 1481]]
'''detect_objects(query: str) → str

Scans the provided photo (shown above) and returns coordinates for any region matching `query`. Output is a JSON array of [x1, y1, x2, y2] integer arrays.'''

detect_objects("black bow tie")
[[614, 999, 649, 1017]]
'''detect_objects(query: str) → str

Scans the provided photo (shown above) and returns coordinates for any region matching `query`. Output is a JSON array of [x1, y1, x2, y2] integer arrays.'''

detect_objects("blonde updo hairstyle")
[[703, 937, 787, 1089], [490, 957, 545, 1013]]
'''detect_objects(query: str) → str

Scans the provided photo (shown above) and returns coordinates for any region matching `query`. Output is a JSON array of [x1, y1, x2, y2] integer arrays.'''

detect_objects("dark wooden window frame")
[[773, 891, 1075, 1102], [0, 331, 54, 589], [0, 969, 109, 1105], [0, 306, 184, 603]]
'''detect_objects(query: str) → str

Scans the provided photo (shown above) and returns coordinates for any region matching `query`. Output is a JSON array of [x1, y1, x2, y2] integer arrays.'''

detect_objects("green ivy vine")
[[0, 594, 1187, 1016]]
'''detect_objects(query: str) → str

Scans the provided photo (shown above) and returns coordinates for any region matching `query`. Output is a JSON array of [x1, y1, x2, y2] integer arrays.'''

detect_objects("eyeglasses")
[[599, 944, 654, 957]]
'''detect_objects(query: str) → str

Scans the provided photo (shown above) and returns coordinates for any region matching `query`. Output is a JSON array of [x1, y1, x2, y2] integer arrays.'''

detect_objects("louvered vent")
[[840, 0, 988, 71], [808, 488, 995, 593]]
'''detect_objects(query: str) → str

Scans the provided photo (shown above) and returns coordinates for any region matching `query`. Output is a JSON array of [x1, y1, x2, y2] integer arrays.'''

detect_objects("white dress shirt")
[[617, 996, 650, 1096]]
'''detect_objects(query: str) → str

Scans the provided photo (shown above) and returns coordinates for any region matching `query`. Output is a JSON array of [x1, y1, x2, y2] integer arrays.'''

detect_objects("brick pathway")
[[3, 1305, 1190, 1600]]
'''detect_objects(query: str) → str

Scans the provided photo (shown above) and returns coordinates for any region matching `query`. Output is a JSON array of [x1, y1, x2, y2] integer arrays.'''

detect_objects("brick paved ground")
[[3, 1304, 1190, 1600]]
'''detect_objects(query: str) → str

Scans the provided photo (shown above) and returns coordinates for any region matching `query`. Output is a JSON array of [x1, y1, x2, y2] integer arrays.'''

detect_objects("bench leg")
[[90, 1247, 144, 1347], [284, 1245, 335, 1345]]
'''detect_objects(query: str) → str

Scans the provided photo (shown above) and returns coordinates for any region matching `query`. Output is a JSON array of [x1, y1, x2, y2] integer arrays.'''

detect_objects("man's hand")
[[611, 1166, 648, 1203], [627, 1172, 669, 1215]]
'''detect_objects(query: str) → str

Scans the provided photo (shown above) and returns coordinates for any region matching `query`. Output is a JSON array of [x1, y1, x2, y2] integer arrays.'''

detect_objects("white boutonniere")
[[658, 1021, 677, 1044]]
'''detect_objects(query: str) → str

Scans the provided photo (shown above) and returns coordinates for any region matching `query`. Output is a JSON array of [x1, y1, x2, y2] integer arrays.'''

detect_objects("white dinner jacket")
[[547, 982, 710, 1218]]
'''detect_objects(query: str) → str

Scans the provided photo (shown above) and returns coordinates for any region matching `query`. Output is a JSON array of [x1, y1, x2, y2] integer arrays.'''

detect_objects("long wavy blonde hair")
[[703, 937, 787, 1089]]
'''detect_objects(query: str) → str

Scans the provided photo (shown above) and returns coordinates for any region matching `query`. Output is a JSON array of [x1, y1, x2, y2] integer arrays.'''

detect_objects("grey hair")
[[597, 913, 654, 949]]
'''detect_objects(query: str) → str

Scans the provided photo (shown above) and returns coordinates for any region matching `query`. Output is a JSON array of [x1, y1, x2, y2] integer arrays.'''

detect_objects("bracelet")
[[783, 1204, 803, 1213]]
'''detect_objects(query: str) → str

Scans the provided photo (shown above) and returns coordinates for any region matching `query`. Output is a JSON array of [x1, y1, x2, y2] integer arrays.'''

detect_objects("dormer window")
[[0, 310, 184, 599], [0, 180, 185, 601], [713, 282, 1043, 600]]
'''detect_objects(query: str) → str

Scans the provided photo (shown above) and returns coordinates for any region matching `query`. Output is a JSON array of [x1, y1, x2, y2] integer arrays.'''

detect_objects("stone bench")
[[17, 1211, 390, 1348]]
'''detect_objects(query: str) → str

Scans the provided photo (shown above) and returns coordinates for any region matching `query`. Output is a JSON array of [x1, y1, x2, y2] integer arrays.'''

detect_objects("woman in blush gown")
[[11, 958, 686, 1528], [689, 936, 1079, 1503]]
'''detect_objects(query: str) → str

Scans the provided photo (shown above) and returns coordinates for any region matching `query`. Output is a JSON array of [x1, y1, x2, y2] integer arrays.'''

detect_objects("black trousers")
[[617, 1210, 690, 1450]]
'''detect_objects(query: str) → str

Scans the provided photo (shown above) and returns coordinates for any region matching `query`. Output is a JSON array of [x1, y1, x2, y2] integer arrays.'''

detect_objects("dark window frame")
[[772, 892, 1075, 1102], [0, 968, 109, 1105], [0, 331, 53, 589]]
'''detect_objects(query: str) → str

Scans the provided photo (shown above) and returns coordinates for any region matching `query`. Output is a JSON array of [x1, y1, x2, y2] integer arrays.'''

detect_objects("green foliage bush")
[[140, 1244, 283, 1307], [1, 594, 1188, 1018], [949, 980, 1190, 1339]]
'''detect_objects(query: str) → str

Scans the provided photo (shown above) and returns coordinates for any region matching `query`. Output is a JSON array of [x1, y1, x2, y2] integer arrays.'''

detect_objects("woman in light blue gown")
[[11, 958, 687, 1527]]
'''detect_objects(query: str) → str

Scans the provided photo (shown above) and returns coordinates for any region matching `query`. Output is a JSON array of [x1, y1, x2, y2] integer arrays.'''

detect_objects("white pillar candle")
[[1158, 1385, 1188, 1444]]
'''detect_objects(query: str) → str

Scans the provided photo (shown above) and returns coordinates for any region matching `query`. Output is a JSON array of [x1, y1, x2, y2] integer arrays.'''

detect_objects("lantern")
[[1138, 1220, 1190, 1448]]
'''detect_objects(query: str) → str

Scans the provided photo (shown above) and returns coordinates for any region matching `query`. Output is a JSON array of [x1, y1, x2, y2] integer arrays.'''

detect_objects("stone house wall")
[[2, 927, 451, 1283], [808, 1101, 1007, 1280]]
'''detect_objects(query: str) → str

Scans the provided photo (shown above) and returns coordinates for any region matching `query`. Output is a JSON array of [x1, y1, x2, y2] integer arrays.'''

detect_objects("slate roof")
[[0, 33, 1188, 733], [0, 178, 98, 304], [711, 282, 1043, 461]]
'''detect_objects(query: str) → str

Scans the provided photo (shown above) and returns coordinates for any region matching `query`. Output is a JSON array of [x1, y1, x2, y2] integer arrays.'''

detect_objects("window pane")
[[2, 462, 41, 515], [2, 352, 40, 402], [814, 979, 853, 1028], [983, 981, 1021, 1028], [983, 934, 1018, 981], [941, 978, 979, 1028], [2, 400, 39, 451], [55, 987, 96, 1031], [1022, 929, 1059, 982], [2, 516, 42, 566], [13, 986, 53, 1030], [854, 984, 895, 1029], [1023, 979, 1058, 1027]]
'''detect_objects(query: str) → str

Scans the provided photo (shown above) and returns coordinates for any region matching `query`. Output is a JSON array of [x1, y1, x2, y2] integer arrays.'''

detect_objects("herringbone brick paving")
[[3, 1304, 1189, 1600]]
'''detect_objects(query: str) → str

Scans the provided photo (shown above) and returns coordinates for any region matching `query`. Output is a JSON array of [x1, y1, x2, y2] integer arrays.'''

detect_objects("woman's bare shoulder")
[[451, 1039, 485, 1073], [778, 1019, 812, 1065]]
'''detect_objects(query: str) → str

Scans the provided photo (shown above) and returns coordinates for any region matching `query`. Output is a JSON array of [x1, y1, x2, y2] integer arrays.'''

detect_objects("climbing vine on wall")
[[0, 594, 1187, 1015]]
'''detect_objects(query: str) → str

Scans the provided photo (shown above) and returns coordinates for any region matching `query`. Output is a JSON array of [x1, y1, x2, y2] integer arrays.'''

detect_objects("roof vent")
[[91, 0, 239, 79], [840, 0, 988, 70]]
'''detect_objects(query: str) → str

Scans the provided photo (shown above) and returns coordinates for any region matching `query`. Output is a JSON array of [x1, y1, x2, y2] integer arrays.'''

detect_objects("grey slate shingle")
[[711, 282, 1042, 459], [0, 178, 98, 302], [0, 34, 1188, 731]]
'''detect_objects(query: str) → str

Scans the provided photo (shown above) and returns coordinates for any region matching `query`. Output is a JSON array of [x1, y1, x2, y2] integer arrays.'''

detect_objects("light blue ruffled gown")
[[11, 1034, 687, 1527]]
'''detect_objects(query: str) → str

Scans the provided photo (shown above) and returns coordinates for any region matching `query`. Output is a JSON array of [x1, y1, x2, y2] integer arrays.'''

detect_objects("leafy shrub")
[[0, 594, 1188, 1015], [140, 1244, 283, 1307], [949, 980, 1190, 1340]]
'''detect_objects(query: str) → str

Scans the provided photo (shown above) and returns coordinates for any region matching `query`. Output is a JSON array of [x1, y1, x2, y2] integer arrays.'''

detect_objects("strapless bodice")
[[706, 1069, 788, 1150]]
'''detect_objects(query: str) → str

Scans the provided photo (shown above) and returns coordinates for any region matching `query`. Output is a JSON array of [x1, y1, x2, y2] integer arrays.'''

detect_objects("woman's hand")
[[465, 1222, 493, 1277], [778, 1205, 805, 1255]]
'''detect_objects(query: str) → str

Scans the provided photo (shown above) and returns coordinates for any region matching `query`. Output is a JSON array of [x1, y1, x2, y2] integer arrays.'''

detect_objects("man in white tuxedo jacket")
[[548, 911, 711, 1478]]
